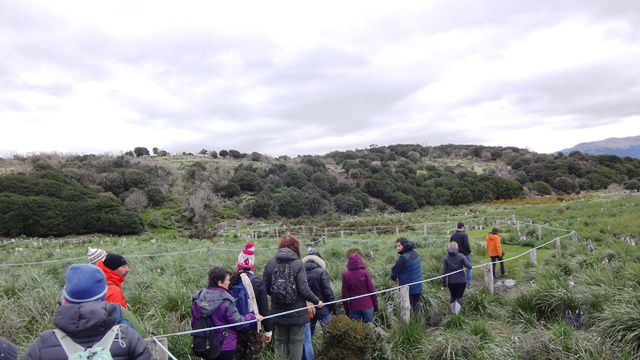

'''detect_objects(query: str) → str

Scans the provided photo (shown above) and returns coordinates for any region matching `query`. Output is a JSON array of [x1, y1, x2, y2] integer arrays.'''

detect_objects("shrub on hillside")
[[0, 172, 143, 236], [532, 181, 553, 195]]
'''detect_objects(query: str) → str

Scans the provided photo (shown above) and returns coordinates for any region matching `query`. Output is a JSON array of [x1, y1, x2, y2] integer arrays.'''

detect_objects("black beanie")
[[103, 253, 127, 271]]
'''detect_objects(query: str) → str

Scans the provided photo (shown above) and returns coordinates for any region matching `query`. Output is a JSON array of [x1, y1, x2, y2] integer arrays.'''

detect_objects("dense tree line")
[[0, 164, 144, 236]]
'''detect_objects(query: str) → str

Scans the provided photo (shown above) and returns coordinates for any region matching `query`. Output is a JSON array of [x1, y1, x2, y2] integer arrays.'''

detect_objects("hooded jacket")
[[24, 302, 151, 360], [237, 269, 272, 332], [97, 261, 127, 309], [442, 247, 472, 287], [390, 241, 423, 295], [486, 232, 503, 257], [263, 248, 320, 326], [191, 287, 256, 352], [302, 253, 336, 316], [341, 254, 378, 313]]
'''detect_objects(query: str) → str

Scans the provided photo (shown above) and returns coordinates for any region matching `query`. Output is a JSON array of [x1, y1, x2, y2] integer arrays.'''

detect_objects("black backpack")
[[191, 290, 227, 359], [271, 262, 297, 305]]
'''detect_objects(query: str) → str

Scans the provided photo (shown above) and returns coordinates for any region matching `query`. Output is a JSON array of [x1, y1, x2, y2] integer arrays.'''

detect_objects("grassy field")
[[1, 192, 639, 359]]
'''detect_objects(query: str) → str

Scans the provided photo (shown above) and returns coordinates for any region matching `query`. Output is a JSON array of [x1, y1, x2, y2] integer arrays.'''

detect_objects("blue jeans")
[[465, 255, 472, 286], [349, 309, 373, 323], [310, 312, 332, 336], [301, 322, 314, 360]]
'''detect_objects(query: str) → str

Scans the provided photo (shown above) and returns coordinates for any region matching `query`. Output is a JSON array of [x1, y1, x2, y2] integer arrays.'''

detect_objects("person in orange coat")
[[486, 228, 505, 278], [96, 253, 129, 308]]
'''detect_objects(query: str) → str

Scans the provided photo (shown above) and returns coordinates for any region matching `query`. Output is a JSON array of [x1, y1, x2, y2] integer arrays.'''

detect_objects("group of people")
[[6, 223, 505, 360], [211, 234, 423, 360]]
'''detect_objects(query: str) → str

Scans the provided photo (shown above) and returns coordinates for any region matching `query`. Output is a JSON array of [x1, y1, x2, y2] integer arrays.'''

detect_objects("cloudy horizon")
[[1, 0, 639, 157]]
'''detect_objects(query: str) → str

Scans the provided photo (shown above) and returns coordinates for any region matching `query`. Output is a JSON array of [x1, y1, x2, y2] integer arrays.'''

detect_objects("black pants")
[[448, 283, 466, 303], [491, 256, 505, 277], [214, 350, 235, 360], [409, 293, 421, 314]]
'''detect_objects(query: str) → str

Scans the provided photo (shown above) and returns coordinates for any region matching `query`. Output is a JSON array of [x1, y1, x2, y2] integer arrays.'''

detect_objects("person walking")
[[25, 264, 151, 360], [442, 242, 472, 314], [486, 228, 505, 278], [232, 243, 272, 360], [192, 266, 263, 360], [262, 235, 323, 360], [96, 253, 130, 308], [301, 248, 336, 360], [390, 237, 423, 314], [450, 222, 472, 287], [342, 253, 378, 323]]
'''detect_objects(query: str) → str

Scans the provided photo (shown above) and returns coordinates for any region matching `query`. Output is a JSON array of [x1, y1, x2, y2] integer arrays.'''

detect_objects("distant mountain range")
[[560, 135, 640, 158]]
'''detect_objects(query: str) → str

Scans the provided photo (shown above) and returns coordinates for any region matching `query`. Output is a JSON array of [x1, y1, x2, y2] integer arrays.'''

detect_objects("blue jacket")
[[390, 241, 423, 294]]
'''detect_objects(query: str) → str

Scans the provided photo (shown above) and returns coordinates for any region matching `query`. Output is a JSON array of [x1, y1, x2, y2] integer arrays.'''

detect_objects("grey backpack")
[[53, 325, 120, 360]]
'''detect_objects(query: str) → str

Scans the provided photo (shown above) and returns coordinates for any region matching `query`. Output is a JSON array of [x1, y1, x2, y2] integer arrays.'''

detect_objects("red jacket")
[[341, 254, 378, 313], [96, 261, 127, 309]]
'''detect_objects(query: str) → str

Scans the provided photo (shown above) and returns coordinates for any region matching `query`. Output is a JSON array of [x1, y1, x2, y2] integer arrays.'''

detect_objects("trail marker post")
[[530, 248, 537, 266], [484, 264, 494, 294], [400, 285, 411, 324]]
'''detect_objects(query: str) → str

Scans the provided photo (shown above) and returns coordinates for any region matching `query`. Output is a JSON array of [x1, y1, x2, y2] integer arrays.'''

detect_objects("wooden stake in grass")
[[556, 237, 561, 257], [400, 285, 411, 324], [530, 248, 537, 266], [423, 223, 428, 240], [145, 337, 169, 360], [537, 224, 542, 241], [484, 264, 494, 294]]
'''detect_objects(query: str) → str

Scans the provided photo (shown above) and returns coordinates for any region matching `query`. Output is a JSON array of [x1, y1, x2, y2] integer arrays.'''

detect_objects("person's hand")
[[316, 301, 324, 308], [263, 331, 272, 343], [255, 314, 264, 322], [392, 279, 399, 285]]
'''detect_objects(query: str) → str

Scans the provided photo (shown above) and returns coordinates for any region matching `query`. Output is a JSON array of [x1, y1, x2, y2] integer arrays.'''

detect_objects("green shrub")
[[594, 293, 640, 354], [317, 315, 390, 360]]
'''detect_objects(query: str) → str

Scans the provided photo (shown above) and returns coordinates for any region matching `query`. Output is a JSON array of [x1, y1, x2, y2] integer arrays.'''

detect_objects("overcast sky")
[[1, 0, 639, 157]]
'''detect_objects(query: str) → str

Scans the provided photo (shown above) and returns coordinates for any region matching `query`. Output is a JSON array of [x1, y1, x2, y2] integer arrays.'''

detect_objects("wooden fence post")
[[555, 237, 561, 257], [423, 223, 428, 239], [324, 228, 328, 239], [484, 264, 494, 294], [340, 230, 344, 239], [275, 227, 279, 239], [400, 285, 411, 324], [537, 224, 542, 241], [395, 227, 399, 235], [373, 226, 377, 235], [530, 248, 537, 266], [144, 338, 169, 360]]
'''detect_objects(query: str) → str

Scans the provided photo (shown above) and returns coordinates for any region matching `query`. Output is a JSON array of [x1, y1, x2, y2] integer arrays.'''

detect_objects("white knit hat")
[[87, 248, 107, 264]]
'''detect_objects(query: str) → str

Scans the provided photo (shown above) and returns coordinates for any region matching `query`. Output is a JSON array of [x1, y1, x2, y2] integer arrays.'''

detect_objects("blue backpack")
[[230, 283, 250, 316]]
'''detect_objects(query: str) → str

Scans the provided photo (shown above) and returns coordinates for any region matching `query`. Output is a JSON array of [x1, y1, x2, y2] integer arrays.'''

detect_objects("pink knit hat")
[[237, 243, 256, 271]]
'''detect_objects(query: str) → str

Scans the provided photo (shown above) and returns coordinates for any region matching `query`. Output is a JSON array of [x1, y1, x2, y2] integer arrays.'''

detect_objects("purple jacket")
[[191, 287, 256, 352], [341, 254, 378, 313]]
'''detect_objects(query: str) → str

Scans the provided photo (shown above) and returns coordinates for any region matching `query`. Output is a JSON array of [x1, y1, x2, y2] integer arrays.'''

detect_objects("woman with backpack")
[[230, 243, 272, 360], [191, 266, 264, 360], [442, 241, 472, 314], [341, 252, 378, 323], [262, 234, 323, 360]]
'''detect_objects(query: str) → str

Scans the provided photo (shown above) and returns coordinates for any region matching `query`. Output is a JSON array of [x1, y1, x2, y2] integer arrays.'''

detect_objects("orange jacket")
[[97, 261, 127, 309], [486, 233, 502, 257]]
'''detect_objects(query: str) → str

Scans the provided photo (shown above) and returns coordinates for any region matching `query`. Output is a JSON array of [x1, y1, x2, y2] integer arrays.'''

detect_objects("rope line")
[[153, 230, 574, 339]]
